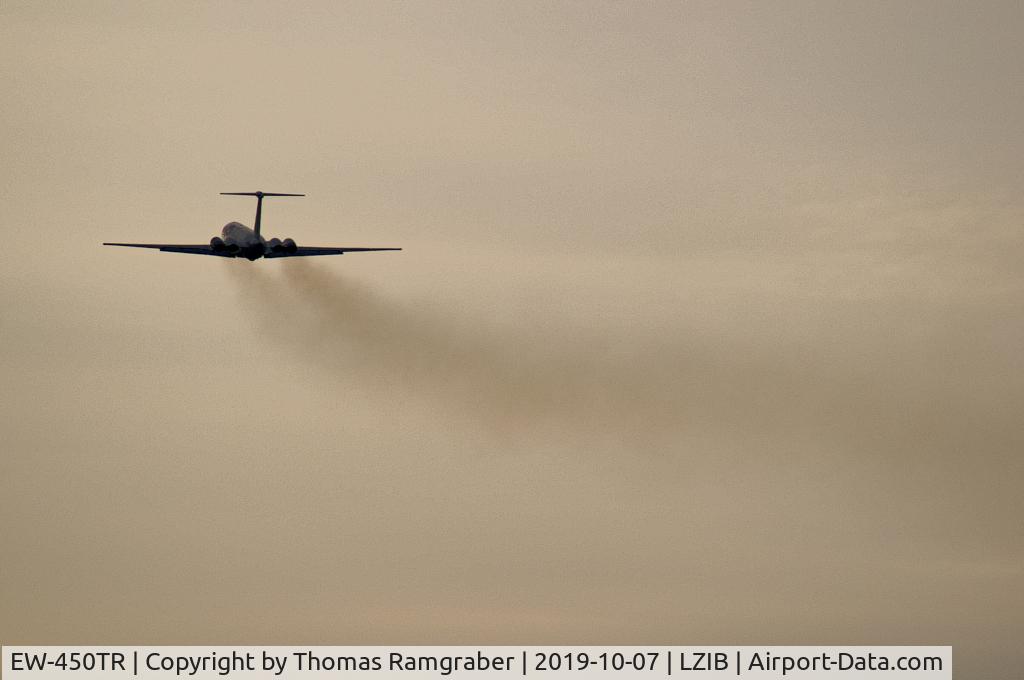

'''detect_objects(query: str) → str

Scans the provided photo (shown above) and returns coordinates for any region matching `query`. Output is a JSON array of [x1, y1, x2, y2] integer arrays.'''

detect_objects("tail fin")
[[220, 191, 304, 236]]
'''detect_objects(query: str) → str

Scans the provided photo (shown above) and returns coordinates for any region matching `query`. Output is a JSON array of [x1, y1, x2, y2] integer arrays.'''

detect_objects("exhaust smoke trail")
[[222, 260, 871, 451], [224, 255, 1024, 475], [278, 262, 613, 422]]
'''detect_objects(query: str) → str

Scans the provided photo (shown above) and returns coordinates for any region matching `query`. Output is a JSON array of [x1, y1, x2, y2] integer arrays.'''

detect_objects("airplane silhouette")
[[104, 192, 401, 261]]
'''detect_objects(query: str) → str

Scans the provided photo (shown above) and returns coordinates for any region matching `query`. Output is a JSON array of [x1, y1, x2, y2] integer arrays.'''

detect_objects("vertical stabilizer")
[[220, 191, 305, 238]]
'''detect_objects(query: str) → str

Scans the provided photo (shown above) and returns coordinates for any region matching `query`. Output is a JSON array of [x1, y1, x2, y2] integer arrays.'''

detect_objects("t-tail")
[[220, 191, 304, 237]]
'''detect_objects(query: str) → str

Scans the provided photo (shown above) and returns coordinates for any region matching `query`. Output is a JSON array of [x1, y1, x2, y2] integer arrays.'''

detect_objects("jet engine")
[[282, 238, 298, 254], [210, 236, 227, 251]]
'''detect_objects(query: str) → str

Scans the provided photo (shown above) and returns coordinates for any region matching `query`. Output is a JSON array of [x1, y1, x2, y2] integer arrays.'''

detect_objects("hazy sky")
[[2, 2, 1022, 677]]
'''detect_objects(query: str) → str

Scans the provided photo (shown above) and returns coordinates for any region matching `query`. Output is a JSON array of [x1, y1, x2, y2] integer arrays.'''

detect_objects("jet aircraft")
[[104, 191, 401, 260]]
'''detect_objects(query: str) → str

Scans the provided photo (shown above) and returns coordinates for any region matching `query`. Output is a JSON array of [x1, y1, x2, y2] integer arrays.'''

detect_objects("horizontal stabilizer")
[[220, 192, 304, 197]]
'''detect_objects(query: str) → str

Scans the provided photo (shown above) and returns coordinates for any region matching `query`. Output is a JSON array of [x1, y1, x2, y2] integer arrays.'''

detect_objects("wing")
[[264, 247, 402, 258], [103, 243, 231, 257]]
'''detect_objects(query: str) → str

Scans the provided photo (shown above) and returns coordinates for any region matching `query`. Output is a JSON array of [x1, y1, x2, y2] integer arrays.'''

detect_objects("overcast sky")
[[1, 2, 1022, 677]]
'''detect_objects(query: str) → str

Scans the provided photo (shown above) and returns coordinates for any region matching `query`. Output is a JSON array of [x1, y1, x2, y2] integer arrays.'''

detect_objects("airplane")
[[103, 191, 401, 261]]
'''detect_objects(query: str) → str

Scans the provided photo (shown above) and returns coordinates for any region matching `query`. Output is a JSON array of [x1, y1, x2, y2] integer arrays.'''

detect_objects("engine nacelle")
[[282, 237, 298, 254], [210, 236, 226, 251], [267, 237, 284, 252]]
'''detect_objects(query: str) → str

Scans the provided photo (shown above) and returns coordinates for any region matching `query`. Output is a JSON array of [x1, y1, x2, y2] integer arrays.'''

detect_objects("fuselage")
[[215, 222, 295, 260], [221, 222, 264, 260]]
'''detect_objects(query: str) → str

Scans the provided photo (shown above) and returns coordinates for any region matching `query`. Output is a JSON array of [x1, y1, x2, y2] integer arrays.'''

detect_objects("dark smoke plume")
[[223, 260, 919, 457], [224, 258, 1023, 478]]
